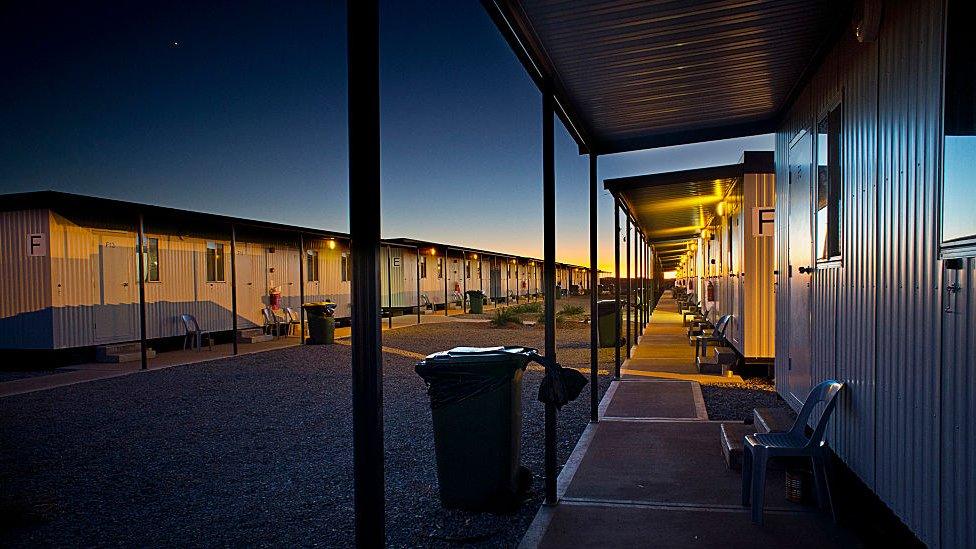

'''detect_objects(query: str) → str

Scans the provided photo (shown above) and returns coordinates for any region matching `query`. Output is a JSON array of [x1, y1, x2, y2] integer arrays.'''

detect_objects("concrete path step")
[[237, 328, 273, 343], [720, 422, 788, 471], [696, 355, 732, 376], [714, 346, 738, 365], [753, 407, 795, 433], [95, 343, 156, 363]]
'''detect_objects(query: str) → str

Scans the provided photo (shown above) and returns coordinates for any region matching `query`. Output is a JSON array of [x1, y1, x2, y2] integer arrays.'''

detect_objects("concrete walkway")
[[519, 293, 857, 548]]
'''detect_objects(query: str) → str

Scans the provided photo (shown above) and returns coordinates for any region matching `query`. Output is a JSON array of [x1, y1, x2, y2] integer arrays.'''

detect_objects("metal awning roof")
[[604, 151, 772, 268], [484, 0, 848, 153]]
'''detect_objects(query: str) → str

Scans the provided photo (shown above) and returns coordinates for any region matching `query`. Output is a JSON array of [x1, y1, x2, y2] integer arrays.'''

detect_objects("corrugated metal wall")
[[0, 209, 53, 348], [742, 173, 776, 359], [942, 257, 975, 548], [774, 1, 958, 545]]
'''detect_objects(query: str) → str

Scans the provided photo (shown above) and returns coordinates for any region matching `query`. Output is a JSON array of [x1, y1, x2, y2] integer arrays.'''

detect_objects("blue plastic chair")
[[741, 379, 844, 525], [693, 314, 732, 356]]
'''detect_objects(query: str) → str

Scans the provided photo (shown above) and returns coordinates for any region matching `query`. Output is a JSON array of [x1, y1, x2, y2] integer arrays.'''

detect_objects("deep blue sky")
[[1, 0, 771, 271]]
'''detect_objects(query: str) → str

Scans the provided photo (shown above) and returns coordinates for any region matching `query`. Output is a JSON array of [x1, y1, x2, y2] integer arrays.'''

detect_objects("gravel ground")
[[699, 377, 794, 422], [383, 322, 614, 374], [0, 369, 74, 383], [1, 323, 611, 548]]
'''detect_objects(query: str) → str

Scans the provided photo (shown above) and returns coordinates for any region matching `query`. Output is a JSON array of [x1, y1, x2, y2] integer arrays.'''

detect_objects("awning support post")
[[542, 89, 557, 506], [387, 245, 393, 329], [416, 246, 421, 325], [136, 213, 148, 370], [231, 225, 239, 354], [626, 216, 631, 359], [588, 153, 599, 422], [297, 233, 304, 345], [444, 247, 449, 317], [614, 197, 621, 380], [348, 0, 385, 545]]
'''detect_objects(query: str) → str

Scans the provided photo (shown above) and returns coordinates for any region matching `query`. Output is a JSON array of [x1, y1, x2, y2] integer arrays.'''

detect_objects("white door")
[[787, 131, 814, 406], [94, 234, 137, 342]]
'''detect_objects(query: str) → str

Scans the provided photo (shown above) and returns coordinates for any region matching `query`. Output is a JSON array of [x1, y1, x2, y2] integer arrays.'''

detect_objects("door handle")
[[798, 266, 814, 274]]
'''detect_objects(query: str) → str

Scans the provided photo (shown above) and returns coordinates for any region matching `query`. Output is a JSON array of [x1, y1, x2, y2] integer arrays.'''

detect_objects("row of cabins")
[[0, 191, 592, 352], [492, 0, 975, 544]]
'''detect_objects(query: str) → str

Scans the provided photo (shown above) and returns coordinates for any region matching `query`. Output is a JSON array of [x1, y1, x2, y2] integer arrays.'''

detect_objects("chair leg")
[[751, 449, 768, 525], [812, 453, 835, 521], [741, 444, 753, 506]]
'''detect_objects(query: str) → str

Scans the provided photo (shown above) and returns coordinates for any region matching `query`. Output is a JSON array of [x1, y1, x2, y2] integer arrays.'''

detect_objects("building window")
[[341, 253, 350, 282], [143, 237, 159, 282], [816, 103, 843, 260], [307, 250, 319, 282], [419, 255, 427, 279], [206, 242, 225, 282], [465, 260, 471, 279], [437, 257, 443, 279], [943, 0, 976, 245]]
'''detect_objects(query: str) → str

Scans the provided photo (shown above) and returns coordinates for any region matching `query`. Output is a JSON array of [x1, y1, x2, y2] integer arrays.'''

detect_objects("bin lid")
[[416, 346, 537, 377], [597, 300, 618, 315]]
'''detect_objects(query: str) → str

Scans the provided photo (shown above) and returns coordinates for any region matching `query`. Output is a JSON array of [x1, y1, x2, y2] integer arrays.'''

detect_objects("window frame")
[[419, 255, 427, 279], [206, 241, 226, 283], [341, 253, 350, 282], [436, 257, 443, 279], [306, 249, 319, 283], [940, 0, 976, 254], [143, 236, 160, 282], [815, 98, 844, 266]]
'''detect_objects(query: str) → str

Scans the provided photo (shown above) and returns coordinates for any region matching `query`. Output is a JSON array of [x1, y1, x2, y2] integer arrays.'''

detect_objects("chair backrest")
[[284, 307, 297, 322], [789, 379, 845, 447], [261, 307, 275, 324], [712, 314, 732, 336], [421, 294, 431, 307], [180, 314, 200, 333]]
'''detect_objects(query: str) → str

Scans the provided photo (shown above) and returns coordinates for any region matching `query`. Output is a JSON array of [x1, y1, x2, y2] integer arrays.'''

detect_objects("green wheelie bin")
[[466, 290, 485, 314], [597, 300, 619, 348], [415, 347, 534, 511], [302, 301, 336, 344]]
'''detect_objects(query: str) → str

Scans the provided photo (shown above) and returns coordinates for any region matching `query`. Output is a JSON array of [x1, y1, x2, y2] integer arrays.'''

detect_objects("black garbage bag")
[[528, 351, 587, 409]]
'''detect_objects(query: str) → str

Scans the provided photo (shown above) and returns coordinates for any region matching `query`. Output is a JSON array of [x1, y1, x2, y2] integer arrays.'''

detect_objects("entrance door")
[[787, 131, 814, 406], [94, 233, 137, 342], [235, 244, 267, 327]]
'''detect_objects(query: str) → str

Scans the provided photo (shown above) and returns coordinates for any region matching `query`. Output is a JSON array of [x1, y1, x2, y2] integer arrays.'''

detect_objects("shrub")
[[559, 305, 585, 316], [490, 307, 523, 327], [507, 302, 542, 315]]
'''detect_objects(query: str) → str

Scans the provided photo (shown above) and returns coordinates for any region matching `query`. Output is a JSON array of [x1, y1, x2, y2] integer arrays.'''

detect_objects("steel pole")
[[416, 246, 421, 325], [387, 245, 393, 329], [626, 216, 631, 359], [347, 0, 384, 544], [297, 233, 304, 345], [614, 198, 621, 380], [231, 225, 239, 354], [588, 153, 598, 422], [136, 213, 148, 370], [444, 248, 449, 317], [542, 89, 557, 506]]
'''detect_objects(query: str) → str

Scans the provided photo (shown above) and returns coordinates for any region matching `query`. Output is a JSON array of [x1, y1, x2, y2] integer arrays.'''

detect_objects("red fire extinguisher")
[[269, 288, 282, 310], [706, 280, 715, 302]]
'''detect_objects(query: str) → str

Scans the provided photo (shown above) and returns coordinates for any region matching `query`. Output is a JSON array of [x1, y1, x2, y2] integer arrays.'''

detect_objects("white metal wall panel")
[[942, 257, 976, 549], [50, 213, 96, 348], [775, 2, 946, 544], [742, 173, 776, 359], [0, 209, 53, 349]]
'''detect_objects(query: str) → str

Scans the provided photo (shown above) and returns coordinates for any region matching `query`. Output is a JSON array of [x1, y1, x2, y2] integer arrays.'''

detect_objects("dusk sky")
[[1, 0, 772, 273]]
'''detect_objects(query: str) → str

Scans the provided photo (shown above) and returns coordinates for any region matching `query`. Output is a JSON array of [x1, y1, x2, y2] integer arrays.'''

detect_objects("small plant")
[[490, 307, 523, 327], [507, 302, 542, 315], [559, 305, 585, 316]]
